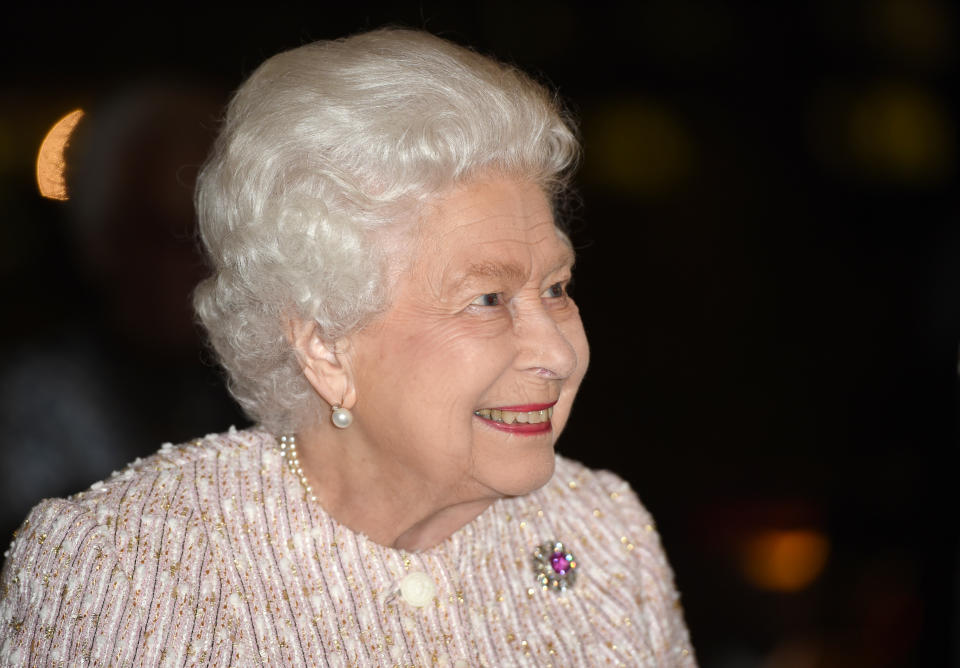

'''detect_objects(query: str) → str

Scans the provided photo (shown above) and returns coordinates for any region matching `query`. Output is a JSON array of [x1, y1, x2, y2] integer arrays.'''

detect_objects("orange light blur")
[[741, 529, 830, 593], [36, 109, 84, 200]]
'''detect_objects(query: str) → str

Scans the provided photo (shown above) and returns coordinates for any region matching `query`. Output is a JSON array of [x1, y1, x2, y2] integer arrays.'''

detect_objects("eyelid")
[[540, 280, 568, 299], [470, 292, 504, 307]]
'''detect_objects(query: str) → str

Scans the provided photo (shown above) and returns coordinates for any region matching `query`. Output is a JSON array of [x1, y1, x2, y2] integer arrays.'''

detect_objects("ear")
[[286, 318, 357, 410]]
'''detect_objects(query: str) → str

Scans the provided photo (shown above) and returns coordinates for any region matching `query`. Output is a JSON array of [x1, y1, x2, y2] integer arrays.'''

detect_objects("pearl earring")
[[330, 404, 353, 429]]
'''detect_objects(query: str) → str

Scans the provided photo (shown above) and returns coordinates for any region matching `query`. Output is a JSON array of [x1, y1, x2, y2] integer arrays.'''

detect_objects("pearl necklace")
[[280, 435, 580, 593], [278, 434, 318, 502]]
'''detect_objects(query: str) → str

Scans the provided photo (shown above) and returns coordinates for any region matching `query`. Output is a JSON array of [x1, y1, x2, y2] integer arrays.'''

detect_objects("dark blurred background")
[[1, 2, 957, 666]]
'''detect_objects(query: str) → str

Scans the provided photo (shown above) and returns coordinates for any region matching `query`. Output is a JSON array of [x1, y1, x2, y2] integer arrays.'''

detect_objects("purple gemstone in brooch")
[[533, 540, 578, 592]]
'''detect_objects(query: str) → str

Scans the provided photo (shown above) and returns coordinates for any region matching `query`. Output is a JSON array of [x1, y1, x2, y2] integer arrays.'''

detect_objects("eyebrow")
[[451, 248, 576, 291], [460, 261, 528, 285]]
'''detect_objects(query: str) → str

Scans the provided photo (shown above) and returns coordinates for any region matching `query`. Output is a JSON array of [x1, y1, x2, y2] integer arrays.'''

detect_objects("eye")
[[541, 282, 566, 299], [471, 292, 503, 307]]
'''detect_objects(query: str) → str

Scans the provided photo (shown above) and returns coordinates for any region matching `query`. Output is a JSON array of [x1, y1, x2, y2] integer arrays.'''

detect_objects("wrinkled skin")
[[296, 178, 589, 550]]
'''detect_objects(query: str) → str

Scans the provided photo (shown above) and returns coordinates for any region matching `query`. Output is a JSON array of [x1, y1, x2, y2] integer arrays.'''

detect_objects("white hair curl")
[[194, 28, 580, 432]]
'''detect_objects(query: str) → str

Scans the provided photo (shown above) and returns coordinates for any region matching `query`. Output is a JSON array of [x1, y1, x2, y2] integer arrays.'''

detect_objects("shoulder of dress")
[[552, 454, 629, 486], [547, 455, 657, 531], [61, 426, 272, 501], [5, 428, 275, 565], [550, 455, 640, 504], [135, 425, 273, 472], [5, 496, 98, 550], [2, 496, 113, 589], [545, 460, 694, 663]]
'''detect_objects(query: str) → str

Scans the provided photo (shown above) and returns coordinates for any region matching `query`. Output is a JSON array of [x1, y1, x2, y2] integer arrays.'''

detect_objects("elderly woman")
[[0, 29, 694, 666]]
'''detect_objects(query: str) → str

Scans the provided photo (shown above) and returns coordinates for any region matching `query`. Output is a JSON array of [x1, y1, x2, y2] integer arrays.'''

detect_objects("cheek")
[[376, 314, 515, 403]]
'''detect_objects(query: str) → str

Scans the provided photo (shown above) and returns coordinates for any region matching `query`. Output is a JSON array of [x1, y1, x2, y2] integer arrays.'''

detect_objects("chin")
[[488, 447, 557, 497]]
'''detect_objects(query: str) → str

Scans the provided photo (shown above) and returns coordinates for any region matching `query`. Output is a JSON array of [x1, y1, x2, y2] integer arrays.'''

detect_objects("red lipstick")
[[473, 401, 557, 435], [478, 419, 552, 435]]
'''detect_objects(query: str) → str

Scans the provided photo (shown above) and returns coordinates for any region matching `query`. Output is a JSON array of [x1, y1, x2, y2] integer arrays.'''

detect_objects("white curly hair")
[[194, 28, 580, 432]]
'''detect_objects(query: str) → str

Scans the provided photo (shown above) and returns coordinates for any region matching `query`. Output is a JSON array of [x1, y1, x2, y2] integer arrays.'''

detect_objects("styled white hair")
[[194, 28, 580, 432]]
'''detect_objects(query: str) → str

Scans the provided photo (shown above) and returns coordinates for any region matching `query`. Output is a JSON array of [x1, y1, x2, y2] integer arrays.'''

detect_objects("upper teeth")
[[474, 406, 554, 424]]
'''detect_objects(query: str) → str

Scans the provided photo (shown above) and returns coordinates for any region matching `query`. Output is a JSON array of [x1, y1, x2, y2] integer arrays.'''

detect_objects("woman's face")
[[347, 178, 589, 501]]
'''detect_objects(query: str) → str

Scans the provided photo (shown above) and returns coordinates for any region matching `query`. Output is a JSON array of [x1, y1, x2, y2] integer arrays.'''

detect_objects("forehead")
[[414, 179, 572, 271]]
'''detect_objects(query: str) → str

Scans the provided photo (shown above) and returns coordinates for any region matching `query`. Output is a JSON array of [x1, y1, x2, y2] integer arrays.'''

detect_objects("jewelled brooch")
[[532, 540, 577, 592]]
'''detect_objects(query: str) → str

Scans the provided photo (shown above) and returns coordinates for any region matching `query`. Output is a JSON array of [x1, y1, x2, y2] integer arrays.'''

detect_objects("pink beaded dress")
[[0, 428, 695, 666]]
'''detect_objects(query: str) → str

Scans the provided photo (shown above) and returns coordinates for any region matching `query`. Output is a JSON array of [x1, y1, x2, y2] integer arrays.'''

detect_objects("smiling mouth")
[[473, 406, 555, 424]]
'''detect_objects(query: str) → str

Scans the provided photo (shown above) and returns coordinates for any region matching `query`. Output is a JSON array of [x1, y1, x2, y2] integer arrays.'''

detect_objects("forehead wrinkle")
[[444, 232, 576, 294], [543, 235, 576, 274]]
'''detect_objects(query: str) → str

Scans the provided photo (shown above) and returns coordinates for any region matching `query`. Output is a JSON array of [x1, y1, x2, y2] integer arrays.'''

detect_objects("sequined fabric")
[[0, 428, 695, 666]]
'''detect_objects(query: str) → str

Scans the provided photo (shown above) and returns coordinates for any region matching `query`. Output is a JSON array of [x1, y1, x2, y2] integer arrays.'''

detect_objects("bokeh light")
[[36, 109, 84, 200], [741, 529, 831, 593]]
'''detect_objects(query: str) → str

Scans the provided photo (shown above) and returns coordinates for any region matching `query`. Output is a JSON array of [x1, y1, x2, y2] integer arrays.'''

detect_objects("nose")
[[512, 302, 580, 380]]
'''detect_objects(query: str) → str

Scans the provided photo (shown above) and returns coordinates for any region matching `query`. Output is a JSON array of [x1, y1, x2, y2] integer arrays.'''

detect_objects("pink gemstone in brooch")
[[533, 540, 577, 592]]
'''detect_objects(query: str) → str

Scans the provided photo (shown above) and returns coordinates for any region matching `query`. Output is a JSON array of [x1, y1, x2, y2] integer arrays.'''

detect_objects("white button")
[[399, 571, 435, 607]]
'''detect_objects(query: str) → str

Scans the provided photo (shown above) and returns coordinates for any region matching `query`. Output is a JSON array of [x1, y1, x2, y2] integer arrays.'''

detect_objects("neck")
[[289, 424, 497, 552]]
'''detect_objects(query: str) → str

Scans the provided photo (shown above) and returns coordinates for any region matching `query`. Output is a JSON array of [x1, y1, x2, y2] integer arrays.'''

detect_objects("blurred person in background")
[[0, 83, 242, 545]]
